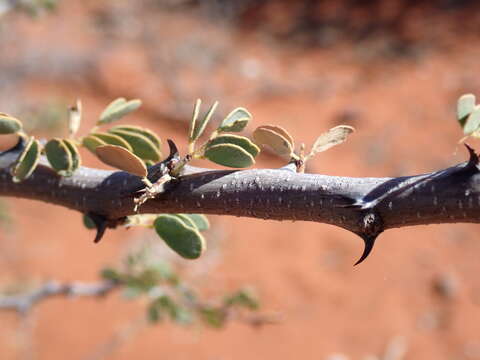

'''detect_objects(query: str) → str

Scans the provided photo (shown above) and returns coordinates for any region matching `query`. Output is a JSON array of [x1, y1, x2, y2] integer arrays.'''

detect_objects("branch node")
[[279, 162, 297, 172], [353, 210, 384, 266], [464, 143, 479, 169], [87, 212, 126, 243]]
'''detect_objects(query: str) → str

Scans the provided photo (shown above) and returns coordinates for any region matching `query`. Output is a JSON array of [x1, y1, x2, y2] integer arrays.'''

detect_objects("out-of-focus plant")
[[0, 0, 58, 17]]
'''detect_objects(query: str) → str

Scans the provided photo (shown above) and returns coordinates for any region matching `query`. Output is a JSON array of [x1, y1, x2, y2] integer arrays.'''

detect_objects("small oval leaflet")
[[91, 132, 133, 151], [154, 214, 206, 259], [63, 139, 81, 174], [109, 125, 161, 149], [108, 129, 160, 162], [95, 144, 147, 177], [173, 214, 198, 229], [256, 124, 294, 149], [182, 214, 209, 231], [218, 108, 251, 132], [82, 135, 106, 153], [463, 105, 480, 135], [98, 98, 142, 125], [98, 98, 126, 123], [457, 94, 476, 127], [207, 134, 260, 158], [173, 214, 210, 232], [45, 138, 73, 175], [69, 99, 82, 137], [308, 125, 355, 159], [11, 137, 40, 183], [0, 114, 22, 134], [82, 214, 96, 230], [188, 99, 202, 141], [191, 101, 218, 142], [253, 126, 293, 158], [204, 143, 255, 168]]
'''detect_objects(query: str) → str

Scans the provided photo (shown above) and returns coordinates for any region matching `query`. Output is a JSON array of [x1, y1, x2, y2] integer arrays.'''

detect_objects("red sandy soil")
[[1, 1, 480, 359]]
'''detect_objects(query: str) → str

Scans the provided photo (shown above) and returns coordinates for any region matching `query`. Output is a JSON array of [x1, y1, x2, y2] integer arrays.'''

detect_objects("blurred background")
[[1, 0, 480, 359]]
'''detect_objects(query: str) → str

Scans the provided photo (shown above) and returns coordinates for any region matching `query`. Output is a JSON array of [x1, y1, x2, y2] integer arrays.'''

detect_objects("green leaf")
[[98, 98, 142, 125], [154, 214, 206, 259], [183, 214, 209, 231], [224, 289, 259, 310], [253, 126, 293, 158], [82, 135, 106, 153], [45, 138, 72, 175], [307, 125, 355, 159], [109, 129, 161, 162], [148, 296, 189, 324], [188, 99, 202, 141], [99, 98, 126, 123], [173, 214, 198, 229], [207, 134, 260, 158], [0, 114, 22, 134], [204, 143, 255, 168], [11, 137, 40, 182], [82, 214, 96, 229], [464, 105, 480, 135], [100, 268, 122, 282], [109, 125, 161, 149], [95, 145, 147, 177], [63, 139, 81, 174], [458, 94, 476, 127], [218, 107, 251, 132], [256, 125, 294, 148], [173, 214, 209, 232], [191, 101, 218, 142], [130, 269, 161, 290], [170, 306, 192, 324], [149, 261, 176, 283], [158, 296, 180, 321], [147, 302, 162, 323], [199, 307, 227, 328], [91, 132, 133, 151]]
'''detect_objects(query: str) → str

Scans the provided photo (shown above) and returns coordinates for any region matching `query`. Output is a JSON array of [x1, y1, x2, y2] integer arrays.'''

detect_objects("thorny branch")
[[1, 140, 480, 264]]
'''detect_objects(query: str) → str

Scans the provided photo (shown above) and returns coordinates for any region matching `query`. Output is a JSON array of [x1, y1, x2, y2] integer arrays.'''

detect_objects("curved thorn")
[[166, 139, 179, 161], [464, 143, 479, 167], [354, 235, 377, 266], [87, 212, 108, 243], [94, 223, 107, 243]]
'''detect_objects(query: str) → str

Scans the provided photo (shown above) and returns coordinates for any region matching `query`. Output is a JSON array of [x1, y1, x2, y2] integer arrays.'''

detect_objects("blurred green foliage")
[[101, 244, 260, 328]]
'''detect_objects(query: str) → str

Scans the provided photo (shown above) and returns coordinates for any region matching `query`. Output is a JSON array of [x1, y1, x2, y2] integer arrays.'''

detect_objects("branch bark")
[[0, 280, 117, 314], [1, 141, 480, 264]]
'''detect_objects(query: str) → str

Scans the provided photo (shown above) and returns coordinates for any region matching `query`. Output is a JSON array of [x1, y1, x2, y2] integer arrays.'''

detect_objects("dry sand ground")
[[1, 2, 480, 359]]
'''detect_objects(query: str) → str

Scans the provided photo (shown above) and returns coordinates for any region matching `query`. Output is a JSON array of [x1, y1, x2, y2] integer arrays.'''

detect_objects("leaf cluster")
[[0, 97, 355, 262], [457, 94, 480, 140], [101, 245, 259, 327]]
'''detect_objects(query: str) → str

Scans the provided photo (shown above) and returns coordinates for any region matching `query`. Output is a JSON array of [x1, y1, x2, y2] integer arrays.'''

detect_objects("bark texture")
[[1, 140, 480, 264]]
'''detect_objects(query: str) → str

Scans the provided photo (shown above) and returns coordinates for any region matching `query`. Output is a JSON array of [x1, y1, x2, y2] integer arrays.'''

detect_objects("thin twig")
[[0, 280, 118, 314]]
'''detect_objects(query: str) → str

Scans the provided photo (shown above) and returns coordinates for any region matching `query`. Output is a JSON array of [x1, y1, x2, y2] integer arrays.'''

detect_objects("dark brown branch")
[[0, 280, 117, 314], [1, 141, 480, 264]]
